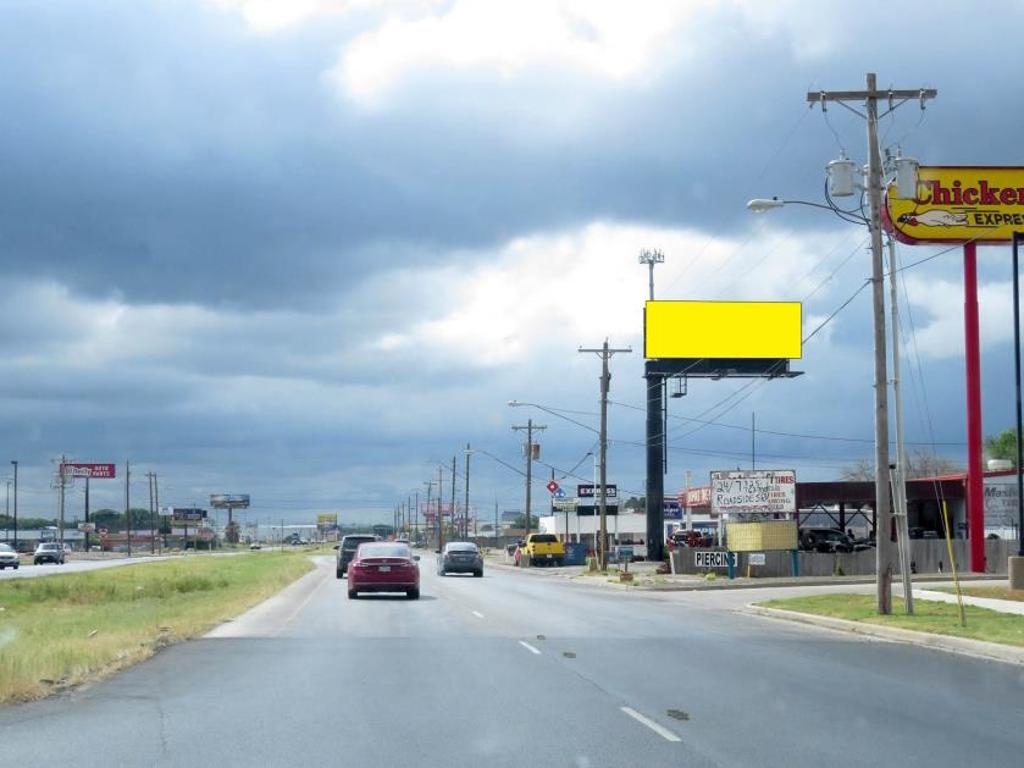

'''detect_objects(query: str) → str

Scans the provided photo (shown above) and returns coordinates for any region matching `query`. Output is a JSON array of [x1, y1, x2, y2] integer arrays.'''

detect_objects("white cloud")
[[901, 276, 1013, 359], [333, 0, 711, 99]]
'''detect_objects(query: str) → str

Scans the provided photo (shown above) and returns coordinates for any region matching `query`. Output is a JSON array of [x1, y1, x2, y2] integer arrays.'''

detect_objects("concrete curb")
[[745, 604, 1024, 667]]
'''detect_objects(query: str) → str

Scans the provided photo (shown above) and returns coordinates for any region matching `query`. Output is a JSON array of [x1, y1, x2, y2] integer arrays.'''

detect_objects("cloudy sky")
[[1, 0, 1020, 524]]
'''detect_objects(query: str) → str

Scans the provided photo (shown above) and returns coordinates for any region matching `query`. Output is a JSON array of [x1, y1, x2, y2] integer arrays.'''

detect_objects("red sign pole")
[[964, 241, 986, 572]]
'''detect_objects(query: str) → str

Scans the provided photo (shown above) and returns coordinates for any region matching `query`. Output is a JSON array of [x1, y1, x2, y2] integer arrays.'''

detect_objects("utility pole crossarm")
[[807, 88, 937, 103]]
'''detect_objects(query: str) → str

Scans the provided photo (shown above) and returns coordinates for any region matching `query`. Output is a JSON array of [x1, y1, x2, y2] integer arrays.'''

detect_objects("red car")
[[347, 542, 420, 600]]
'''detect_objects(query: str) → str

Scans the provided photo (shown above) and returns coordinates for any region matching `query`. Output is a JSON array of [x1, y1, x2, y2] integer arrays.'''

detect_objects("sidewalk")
[[911, 587, 1024, 616]]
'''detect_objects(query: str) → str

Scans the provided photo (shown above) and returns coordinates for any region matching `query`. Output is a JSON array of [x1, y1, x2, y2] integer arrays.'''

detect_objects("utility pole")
[[808, 74, 936, 614], [153, 474, 160, 554], [147, 472, 156, 555], [579, 339, 631, 570], [512, 419, 547, 541], [464, 444, 471, 540], [125, 460, 131, 557], [414, 491, 419, 544], [437, 464, 445, 552], [10, 460, 17, 548], [56, 455, 66, 546], [450, 456, 457, 541], [423, 481, 433, 548]]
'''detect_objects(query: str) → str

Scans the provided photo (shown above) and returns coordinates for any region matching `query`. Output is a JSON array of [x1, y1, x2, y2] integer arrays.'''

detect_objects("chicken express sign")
[[885, 167, 1024, 244]]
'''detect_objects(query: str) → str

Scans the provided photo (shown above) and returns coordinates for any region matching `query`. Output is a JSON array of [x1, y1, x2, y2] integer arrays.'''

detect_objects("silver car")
[[0, 543, 19, 570], [438, 542, 483, 577]]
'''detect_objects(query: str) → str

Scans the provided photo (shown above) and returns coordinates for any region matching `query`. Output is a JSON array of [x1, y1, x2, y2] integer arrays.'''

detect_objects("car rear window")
[[342, 537, 375, 550], [446, 543, 478, 552], [0, 544, 13, 553], [358, 543, 410, 559], [531, 534, 557, 543]]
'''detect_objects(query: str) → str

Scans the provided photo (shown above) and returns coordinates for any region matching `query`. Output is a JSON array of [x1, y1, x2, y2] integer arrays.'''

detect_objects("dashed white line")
[[620, 707, 682, 743], [518, 640, 542, 655], [472, 610, 485, 619]]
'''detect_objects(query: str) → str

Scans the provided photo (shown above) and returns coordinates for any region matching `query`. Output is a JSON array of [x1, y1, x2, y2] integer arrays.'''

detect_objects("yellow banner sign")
[[725, 520, 798, 552], [316, 513, 338, 525], [644, 301, 801, 360], [885, 166, 1024, 244]]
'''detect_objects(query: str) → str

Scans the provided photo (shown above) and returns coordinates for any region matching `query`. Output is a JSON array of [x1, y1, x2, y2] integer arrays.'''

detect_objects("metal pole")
[[865, 72, 894, 614], [414, 491, 419, 544], [451, 455, 457, 541], [1014, 232, 1024, 557], [10, 461, 16, 548], [125, 460, 132, 557], [148, 473, 155, 555], [154, 474, 160, 554], [58, 455, 66, 546], [888, 238, 913, 613], [599, 342, 610, 570], [438, 465, 444, 552], [964, 240, 985, 571], [751, 412, 756, 470], [645, 367, 664, 563], [464, 444, 471, 541], [84, 476, 90, 552], [525, 420, 533, 537]]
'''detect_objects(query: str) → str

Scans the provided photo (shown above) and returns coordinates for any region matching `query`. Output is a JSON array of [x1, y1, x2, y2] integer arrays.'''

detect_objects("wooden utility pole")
[[512, 419, 547, 541], [808, 74, 937, 613], [579, 339, 631, 570], [463, 444, 471, 540]]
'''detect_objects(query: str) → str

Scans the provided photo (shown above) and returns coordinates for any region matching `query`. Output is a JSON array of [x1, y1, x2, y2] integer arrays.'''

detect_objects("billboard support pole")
[[964, 241, 985, 572], [84, 477, 90, 552]]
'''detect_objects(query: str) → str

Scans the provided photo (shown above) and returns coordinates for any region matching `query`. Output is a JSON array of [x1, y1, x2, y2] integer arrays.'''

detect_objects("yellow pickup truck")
[[521, 533, 565, 566]]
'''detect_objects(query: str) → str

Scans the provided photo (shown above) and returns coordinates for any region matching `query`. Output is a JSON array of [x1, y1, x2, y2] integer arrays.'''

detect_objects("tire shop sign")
[[710, 470, 796, 515]]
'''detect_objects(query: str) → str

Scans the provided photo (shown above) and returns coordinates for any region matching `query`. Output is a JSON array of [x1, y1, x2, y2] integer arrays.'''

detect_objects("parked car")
[[347, 542, 420, 599], [521, 533, 565, 566], [33, 542, 66, 565], [0, 543, 19, 570], [335, 534, 379, 578], [799, 527, 854, 554], [438, 542, 483, 577], [249, 542, 262, 550]]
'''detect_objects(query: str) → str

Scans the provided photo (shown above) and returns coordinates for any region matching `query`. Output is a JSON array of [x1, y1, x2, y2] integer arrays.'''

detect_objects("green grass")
[[934, 586, 1024, 602], [0, 552, 314, 704], [760, 594, 1024, 648]]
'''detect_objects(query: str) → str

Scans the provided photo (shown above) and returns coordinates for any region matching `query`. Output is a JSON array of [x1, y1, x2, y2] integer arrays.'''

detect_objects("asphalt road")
[[1, 555, 1022, 767], [0, 554, 178, 581]]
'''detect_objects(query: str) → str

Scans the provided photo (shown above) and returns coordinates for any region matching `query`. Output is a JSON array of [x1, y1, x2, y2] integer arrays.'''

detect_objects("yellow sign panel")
[[316, 513, 338, 525], [885, 166, 1024, 244], [726, 520, 798, 552], [644, 301, 801, 360]]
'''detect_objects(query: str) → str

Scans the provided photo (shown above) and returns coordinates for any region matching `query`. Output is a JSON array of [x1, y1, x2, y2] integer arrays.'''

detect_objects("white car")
[[0, 543, 20, 570]]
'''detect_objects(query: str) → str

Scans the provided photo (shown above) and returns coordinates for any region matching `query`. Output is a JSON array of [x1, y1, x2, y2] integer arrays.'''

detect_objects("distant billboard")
[[317, 513, 338, 527], [171, 508, 207, 522], [210, 494, 250, 509], [644, 301, 802, 360], [62, 463, 116, 479]]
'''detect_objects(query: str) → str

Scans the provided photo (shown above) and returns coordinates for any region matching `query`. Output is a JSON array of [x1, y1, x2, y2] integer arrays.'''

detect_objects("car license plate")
[[378, 565, 391, 572], [545, 554, 552, 559]]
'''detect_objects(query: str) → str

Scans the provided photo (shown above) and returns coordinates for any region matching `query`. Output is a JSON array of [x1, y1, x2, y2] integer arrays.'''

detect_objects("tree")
[[839, 450, 963, 481], [985, 427, 1017, 466], [623, 496, 645, 512]]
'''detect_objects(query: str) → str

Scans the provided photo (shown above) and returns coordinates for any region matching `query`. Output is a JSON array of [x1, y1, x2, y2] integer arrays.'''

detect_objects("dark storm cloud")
[[5, 1, 1022, 313]]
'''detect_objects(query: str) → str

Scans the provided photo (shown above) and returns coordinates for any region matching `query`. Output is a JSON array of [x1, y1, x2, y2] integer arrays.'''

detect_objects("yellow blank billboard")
[[644, 301, 802, 360]]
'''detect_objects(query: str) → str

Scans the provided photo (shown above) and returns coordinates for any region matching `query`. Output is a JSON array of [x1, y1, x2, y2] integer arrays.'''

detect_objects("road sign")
[[61, 463, 116, 479], [694, 550, 736, 569], [546, 480, 560, 494], [555, 488, 567, 499], [710, 470, 796, 515]]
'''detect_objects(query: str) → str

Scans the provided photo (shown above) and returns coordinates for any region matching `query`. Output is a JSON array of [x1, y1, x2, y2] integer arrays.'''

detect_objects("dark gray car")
[[438, 542, 483, 577], [336, 534, 378, 578]]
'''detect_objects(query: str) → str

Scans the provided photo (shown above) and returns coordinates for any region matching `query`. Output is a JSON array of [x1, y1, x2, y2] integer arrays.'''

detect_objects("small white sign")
[[711, 469, 796, 515], [748, 552, 766, 566], [694, 550, 736, 569]]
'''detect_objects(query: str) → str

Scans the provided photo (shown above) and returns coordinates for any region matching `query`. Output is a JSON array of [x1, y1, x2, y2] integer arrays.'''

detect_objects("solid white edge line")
[[518, 640, 542, 655], [472, 610, 485, 619], [620, 707, 682, 743]]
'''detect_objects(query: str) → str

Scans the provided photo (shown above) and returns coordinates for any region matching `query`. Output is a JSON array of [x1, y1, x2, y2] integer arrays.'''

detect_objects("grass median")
[[0, 552, 315, 705], [760, 594, 1024, 648]]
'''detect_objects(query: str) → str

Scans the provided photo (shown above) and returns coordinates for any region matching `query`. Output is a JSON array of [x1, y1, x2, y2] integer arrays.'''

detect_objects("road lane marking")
[[620, 707, 682, 743], [472, 610, 485, 619], [518, 640, 542, 655]]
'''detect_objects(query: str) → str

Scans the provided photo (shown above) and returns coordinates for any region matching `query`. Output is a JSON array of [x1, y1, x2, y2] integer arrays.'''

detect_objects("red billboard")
[[62, 463, 117, 479]]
